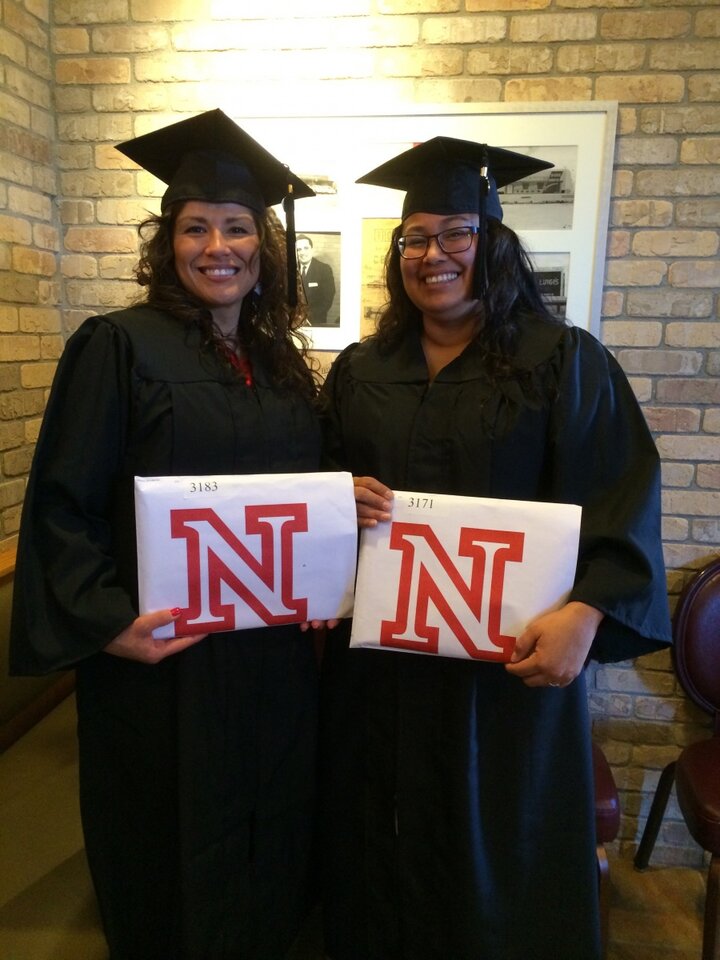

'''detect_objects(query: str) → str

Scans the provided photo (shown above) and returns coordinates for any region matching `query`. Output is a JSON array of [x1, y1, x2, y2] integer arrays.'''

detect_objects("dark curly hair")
[[376, 218, 563, 383], [133, 202, 318, 401]]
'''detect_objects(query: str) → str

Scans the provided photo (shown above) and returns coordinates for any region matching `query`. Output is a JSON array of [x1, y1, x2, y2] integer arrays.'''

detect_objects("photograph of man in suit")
[[296, 234, 337, 326]]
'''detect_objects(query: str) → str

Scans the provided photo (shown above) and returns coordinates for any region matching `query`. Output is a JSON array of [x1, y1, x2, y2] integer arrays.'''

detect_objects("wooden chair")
[[634, 555, 720, 960], [593, 741, 621, 959]]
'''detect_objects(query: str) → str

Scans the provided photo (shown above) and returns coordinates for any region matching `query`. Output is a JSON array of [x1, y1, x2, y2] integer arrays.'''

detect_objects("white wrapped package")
[[351, 490, 581, 662], [135, 472, 357, 639]]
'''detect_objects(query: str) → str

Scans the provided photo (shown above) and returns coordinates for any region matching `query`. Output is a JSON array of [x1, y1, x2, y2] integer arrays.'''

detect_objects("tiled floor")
[[0, 694, 708, 960]]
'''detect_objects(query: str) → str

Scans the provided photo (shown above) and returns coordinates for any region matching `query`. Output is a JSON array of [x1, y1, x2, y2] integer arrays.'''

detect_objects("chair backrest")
[[673, 555, 720, 728]]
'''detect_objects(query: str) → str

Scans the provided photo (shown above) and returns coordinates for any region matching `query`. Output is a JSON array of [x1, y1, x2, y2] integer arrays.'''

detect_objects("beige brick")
[[0, 89, 31, 129], [99, 255, 137, 280], [92, 84, 169, 113], [627, 377, 651, 402], [60, 171, 135, 199], [92, 25, 169, 53], [0, 477, 26, 505], [633, 231, 719, 258], [8, 185, 52, 221], [636, 168, 720, 198], [618, 349, 702, 376], [612, 200, 673, 228], [376, 47, 463, 77], [669, 260, 720, 288], [57, 114, 134, 146], [0, 272, 41, 305], [467, 0, 548, 7], [661, 462, 694, 488], [656, 435, 720, 461], [606, 231, 630, 258], [646, 405, 702, 433], [639, 105, 720, 135], [5, 65, 51, 110], [605, 260, 667, 286], [53, 0, 129, 25], [61, 200, 96, 225], [649, 41, 720, 72], [130, 0, 213, 18], [52, 26, 90, 54], [509, 12, 596, 42], [32, 226, 59, 255], [20, 362, 57, 389], [24, 418, 43, 444], [64, 279, 137, 308], [663, 542, 718, 569], [3, 446, 36, 477], [704, 410, 720, 434], [54, 87, 92, 113], [0, 388, 46, 421], [600, 10, 690, 40], [689, 75, 720, 103], [697, 464, 720, 489], [666, 322, 720, 348], [657, 379, 720, 404], [602, 321, 662, 347], [557, 42, 645, 73], [596, 75, 685, 104], [40, 335, 65, 360], [19, 307, 62, 333], [56, 57, 131, 85], [468, 46, 553, 75], [61, 254, 98, 279], [415, 77, 503, 103], [4, 0, 48, 49], [28, 47, 51, 82], [617, 137, 678, 166], [694, 519, 720, 542], [0, 335, 41, 362], [600, 290, 624, 317], [675, 199, 720, 227], [680, 137, 720, 165], [423, 16, 506, 44], [628, 289, 714, 319], [0, 25, 28, 66], [64, 226, 138, 254], [57, 143, 94, 170], [505, 77, 592, 100], [11, 247, 57, 277], [0, 148, 34, 188], [0, 308, 19, 333], [612, 169, 633, 198], [0, 214, 32, 245]]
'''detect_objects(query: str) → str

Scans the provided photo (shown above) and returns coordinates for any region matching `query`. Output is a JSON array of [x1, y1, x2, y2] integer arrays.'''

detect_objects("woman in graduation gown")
[[319, 138, 672, 960], [10, 110, 322, 960]]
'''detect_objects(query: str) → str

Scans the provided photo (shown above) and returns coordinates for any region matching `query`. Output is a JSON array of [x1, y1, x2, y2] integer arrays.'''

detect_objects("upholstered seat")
[[634, 555, 720, 960]]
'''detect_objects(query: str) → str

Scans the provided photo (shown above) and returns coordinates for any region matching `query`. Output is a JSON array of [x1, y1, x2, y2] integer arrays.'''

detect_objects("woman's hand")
[[353, 476, 394, 529], [504, 601, 604, 688], [104, 608, 207, 664]]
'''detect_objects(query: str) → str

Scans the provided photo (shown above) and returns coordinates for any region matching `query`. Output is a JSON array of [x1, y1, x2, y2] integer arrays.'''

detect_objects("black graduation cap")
[[116, 109, 315, 306], [356, 136, 553, 297]]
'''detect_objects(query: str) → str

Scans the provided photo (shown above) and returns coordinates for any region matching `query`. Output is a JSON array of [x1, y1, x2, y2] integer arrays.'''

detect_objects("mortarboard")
[[116, 109, 315, 306], [356, 136, 553, 297]]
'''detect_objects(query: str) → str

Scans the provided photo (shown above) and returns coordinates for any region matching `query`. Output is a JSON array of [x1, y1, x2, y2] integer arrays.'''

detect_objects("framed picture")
[[240, 102, 617, 351]]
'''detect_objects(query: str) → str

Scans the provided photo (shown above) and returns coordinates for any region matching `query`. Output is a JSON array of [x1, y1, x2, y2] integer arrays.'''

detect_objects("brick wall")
[[2, 0, 719, 866]]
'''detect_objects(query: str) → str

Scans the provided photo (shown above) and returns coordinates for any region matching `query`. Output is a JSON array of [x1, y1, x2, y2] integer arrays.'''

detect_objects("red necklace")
[[219, 343, 253, 387]]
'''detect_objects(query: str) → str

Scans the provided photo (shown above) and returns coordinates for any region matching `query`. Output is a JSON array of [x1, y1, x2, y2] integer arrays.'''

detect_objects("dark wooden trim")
[[0, 672, 76, 754]]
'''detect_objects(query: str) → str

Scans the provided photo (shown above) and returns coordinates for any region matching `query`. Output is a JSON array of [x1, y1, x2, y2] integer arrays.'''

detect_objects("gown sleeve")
[[9, 317, 139, 675], [548, 327, 672, 662]]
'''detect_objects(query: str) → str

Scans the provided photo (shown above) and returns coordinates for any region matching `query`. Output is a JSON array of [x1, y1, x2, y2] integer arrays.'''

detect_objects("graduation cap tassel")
[[283, 178, 298, 309], [472, 153, 489, 302]]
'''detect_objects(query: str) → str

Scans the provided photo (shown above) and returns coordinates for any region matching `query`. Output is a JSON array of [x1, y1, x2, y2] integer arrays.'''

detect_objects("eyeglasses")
[[396, 226, 479, 260]]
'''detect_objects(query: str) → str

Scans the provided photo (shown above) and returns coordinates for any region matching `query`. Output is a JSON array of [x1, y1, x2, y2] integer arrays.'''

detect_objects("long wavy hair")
[[134, 202, 317, 401], [376, 217, 564, 383]]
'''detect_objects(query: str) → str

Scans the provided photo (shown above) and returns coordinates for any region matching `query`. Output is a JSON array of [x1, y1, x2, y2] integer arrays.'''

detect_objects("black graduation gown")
[[319, 321, 671, 960], [10, 306, 322, 960]]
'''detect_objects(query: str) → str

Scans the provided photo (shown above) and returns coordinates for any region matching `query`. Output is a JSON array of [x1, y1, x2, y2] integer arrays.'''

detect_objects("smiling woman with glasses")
[[397, 224, 479, 258], [318, 135, 671, 960]]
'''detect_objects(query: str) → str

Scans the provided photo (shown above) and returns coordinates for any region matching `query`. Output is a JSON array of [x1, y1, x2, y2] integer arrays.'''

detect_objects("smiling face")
[[173, 201, 261, 332], [399, 212, 480, 328]]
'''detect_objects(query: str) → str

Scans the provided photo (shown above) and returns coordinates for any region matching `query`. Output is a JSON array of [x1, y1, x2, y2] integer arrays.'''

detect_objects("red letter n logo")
[[380, 523, 524, 660], [170, 504, 308, 633]]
